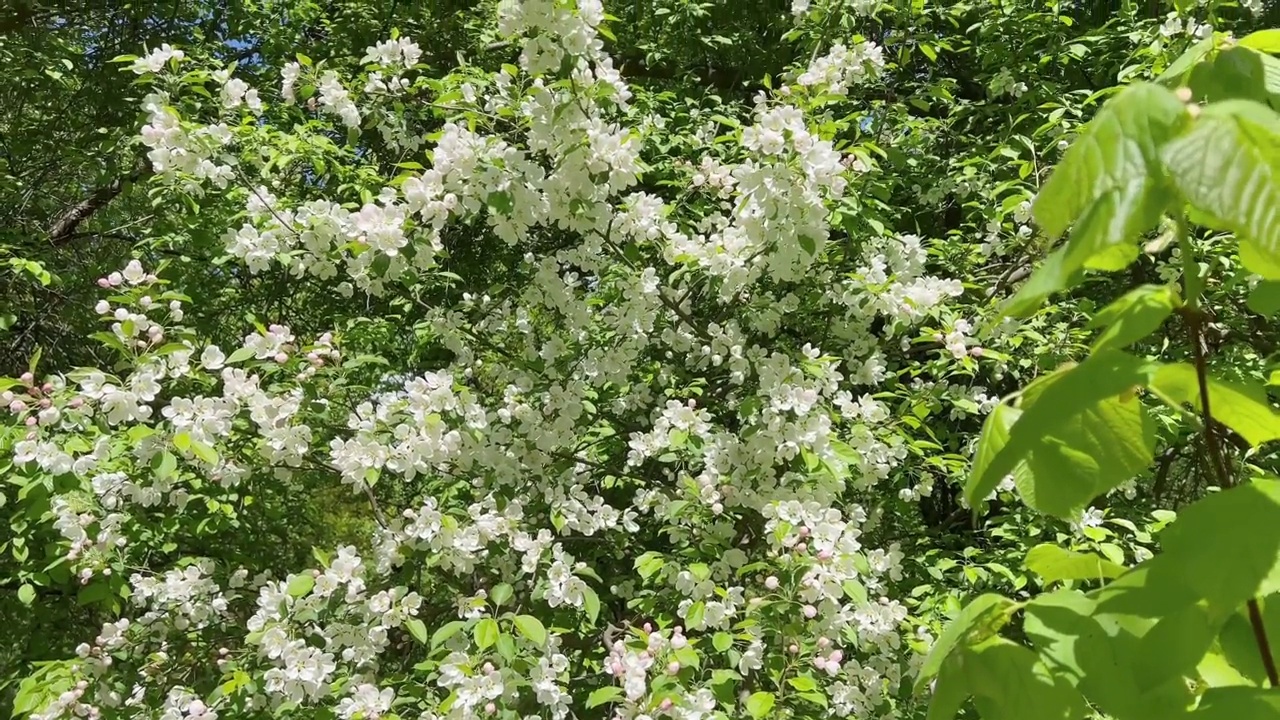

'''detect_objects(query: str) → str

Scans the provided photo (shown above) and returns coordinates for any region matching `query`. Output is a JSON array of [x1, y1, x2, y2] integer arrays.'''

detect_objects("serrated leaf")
[[788, 675, 818, 691], [917, 594, 1020, 690], [1025, 544, 1126, 583], [1033, 83, 1185, 240], [1161, 101, 1280, 279], [1161, 478, 1280, 611], [966, 350, 1158, 511], [1151, 364, 1280, 447], [513, 614, 547, 645], [1088, 284, 1179, 352]]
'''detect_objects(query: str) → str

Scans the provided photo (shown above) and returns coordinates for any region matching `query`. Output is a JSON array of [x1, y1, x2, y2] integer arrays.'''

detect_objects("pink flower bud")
[[660, 698, 674, 711], [274, 352, 289, 363], [764, 576, 779, 590], [611, 661, 624, 676], [667, 661, 681, 675], [794, 542, 807, 554], [813, 656, 828, 671], [643, 622, 652, 632], [19, 372, 33, 385], [24, 416, 36, 426], [69, 397, 84, 409], [788, 644, 799, 654], [803, 604, 818, 619], [817, 637, 830, 649], [798, 526, 810, 538], [9, 400, 27, 413], [484, 703, 496, 715], [829, 649, 843, 664], [818, 549, 833, 561], [482, 662, 495, 674], [97, 278, 111, 288], [969, 346, 985, 358]]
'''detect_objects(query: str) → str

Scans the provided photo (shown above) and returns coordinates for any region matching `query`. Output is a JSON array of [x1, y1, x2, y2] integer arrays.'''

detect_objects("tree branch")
[[47, 159, 149, 245]]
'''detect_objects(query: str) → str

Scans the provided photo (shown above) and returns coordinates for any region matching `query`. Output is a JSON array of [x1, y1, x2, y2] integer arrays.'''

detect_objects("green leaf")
[[1011, 84, 1186, 314], [963, 637, 1090, 720], [1034, 84, 1185, 238], [1248, 281, 1280, 316], [474, 618, 499, 650], [586, 687, 624, 709], [712, 632, 733, 652], [1160, 478, 1280, 611], [927, 659, 970, 720], [685, 601, 706, 629], [287, 574, 314, 598], [634, 552, 665, 580], [917, 594, 1020, 690], [431, 620, 467, 648], [491, 582, 513, 608], [154, 450, 177, 480], [225, 346, 256, 364], [583, 586, 600, 625], [17, 583, 35, 605], [496, 632, 516, 661], [1151, 364, 1280, 447], [969, 403, 1022, 504], [965, 350, 1158, 511], [1025, 544, 1126, 583], [745, 691, 775, 719], [405, 618, 428, 644], [1161, 101, 1280, 279], [513, 614, 547, 645], [1185, 687, 1280, 719], [190, 440, 218, 465], [1088, 285, 1179, 352], [787, 675, 818, 691], [1158, 36, 1215, 85], [1241, 30, 1280, 54]]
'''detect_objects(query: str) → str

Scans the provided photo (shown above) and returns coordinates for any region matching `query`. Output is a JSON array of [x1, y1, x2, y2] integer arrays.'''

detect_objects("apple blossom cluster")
[[794, 41, 886, 97], [3, 1, 990, 719]]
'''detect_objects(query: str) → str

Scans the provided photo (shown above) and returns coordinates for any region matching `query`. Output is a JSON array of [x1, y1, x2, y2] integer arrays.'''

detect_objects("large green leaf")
[[1150, 364, 1280, 447], [1161, 100, 1280, 279], [963, 637, 1089, 720], [1008, 84, 1186, 316], [1025, 580, 1201, 718], [1033, 83, 1186, 239], [1017, 391, 1156, 517], [965, 350, 1159, 511], [969, 403, 1021, 501], [1186, 687, 1280, 719], [1006, 184, 1166, 317], [1247, 281, 1280, 316], [916, 594, 1020, 690], [1088, 284, 1180, 352], [1025, 544, 1126, 584], [1160, 478, 1280, 612]]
